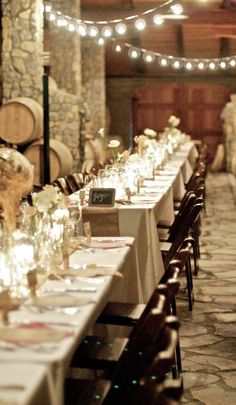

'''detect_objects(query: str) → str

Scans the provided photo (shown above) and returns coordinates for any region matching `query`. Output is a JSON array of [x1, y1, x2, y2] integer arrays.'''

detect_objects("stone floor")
[[178, 171, 236, 404]]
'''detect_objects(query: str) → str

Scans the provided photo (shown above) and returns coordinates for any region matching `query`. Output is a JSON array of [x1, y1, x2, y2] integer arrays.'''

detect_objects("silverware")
[[40, 286, 97, 293], [0, 384, 25, 390]]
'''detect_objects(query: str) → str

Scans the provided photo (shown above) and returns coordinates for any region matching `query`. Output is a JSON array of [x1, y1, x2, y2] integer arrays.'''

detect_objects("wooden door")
[[134, 83, 232, 160]]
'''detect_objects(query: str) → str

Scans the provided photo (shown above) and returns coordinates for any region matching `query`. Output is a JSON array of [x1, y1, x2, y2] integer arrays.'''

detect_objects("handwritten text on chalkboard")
[[89, 188, 116, 207]]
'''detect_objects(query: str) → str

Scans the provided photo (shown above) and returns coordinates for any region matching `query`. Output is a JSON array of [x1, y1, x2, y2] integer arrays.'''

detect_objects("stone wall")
[[221, 95, 236, 174], [81, 39, 106, 135], [0, 0, 107, 172], [1, 0, 43, 103], [49, 0, 81, 96]]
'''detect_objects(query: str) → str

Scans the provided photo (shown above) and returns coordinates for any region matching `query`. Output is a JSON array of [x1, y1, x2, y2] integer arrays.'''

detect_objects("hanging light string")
[[44, 1, 185, 39], [112, 40, 236, 71], [44, 2, 236, 71]]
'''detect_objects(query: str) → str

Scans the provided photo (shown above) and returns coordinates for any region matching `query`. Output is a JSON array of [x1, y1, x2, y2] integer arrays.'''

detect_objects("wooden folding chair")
[[65, 306, 180, 404]]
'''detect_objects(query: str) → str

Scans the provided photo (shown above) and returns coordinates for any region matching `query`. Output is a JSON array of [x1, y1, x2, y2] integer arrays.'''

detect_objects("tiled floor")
[[178, 172, 236, 404]]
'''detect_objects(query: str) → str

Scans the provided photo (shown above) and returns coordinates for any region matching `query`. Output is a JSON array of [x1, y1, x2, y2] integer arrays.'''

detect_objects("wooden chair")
[[66, 174, 81, 192], [161, 202, 203, 310], [97, 258, 188, 380], [53, 177, 71, 195], [65, 307, 181, 404], [69, 291, 167, 372]]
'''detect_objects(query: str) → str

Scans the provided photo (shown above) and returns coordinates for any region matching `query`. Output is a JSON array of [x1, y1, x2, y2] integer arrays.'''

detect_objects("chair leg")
[[185, 258, 193, 311], [171, 298, 183, 381]]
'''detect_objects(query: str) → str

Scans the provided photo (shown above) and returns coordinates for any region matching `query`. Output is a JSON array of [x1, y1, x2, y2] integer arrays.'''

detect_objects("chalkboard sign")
[[88, 188, 116, 207]]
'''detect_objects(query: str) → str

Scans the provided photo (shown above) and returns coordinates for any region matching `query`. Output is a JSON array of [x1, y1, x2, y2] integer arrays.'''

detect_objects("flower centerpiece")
[[134, 134, 148, 157], [0, 148, 34, 231], [143, 128, 157, 139], [107, 139, 121, 163]]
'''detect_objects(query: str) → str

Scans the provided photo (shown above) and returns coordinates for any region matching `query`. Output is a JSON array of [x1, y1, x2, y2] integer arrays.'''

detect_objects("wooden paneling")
[[133, 83, 232, 160]]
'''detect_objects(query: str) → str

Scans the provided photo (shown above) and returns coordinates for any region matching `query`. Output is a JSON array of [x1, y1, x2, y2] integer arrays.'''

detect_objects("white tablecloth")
[[0, 237, 134, 405], [0, 362, 56, 405]]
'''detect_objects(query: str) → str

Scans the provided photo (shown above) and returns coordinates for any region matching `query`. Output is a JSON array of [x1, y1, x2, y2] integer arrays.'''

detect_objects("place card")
[[84, 221, 91, 245], [89, 188, 116, 207], [125, 187, 131, 202], [79, 189, 86, 206], [27, 270, 38, 296]]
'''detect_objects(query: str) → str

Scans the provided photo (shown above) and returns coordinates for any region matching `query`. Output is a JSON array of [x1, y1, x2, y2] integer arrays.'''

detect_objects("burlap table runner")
[[82, 206, 120, 237]]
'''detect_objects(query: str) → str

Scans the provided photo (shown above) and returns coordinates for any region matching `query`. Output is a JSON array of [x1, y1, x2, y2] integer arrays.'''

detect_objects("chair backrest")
[[64, 175, 78, 194], [167, 192, 196, 242], [82, 206, 120, 236], [72, 172, 85, 189], [104, 315, 180, 404], [54, 177, 71, 195], [164, 202, 203, 269]]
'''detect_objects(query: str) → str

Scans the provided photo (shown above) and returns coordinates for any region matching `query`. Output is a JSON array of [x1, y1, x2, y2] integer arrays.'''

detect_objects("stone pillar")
[[81, 39, 106, 134], [49, 0, 81, 96], [1, 0, 43, 103], [221, 95, 236, 173]]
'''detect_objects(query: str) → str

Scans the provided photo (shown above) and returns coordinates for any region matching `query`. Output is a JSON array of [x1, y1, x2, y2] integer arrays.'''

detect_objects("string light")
[[44, 2, 236, 72], [170, 3, 184, 15], [153, 14, 165, 25], [134, 18, 146, 31], [44, 0, 186, 41], [113, 41, 236, 71]]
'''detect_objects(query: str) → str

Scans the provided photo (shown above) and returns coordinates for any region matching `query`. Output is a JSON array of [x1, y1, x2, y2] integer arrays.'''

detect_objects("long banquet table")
[[0, 237, 134, 405], [0, 141, 198, 404], [82, 141, 198, 303]]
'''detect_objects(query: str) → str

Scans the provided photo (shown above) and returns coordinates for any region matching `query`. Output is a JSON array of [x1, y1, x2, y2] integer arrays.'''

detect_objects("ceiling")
[[80, 0, 236, 76]]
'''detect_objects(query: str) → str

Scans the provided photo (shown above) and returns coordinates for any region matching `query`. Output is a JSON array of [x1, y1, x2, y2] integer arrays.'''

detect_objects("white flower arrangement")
[[168, 115, 180, 128], [143, 128, 157, 138], [98, 128, 105, 138], [108, 139, 121, 162], [108, 139, 120, 148], [33, 185, 67, 215], [134, 135, 148, 156]]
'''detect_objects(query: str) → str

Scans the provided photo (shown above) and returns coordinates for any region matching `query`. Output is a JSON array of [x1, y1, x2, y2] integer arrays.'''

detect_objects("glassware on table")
[[67, 200, 82, 247]]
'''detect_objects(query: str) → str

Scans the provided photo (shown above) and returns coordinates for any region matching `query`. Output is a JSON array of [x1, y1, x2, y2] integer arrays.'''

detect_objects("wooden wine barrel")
[[0, 97, 43, 145], [23, 139, 73, 185]]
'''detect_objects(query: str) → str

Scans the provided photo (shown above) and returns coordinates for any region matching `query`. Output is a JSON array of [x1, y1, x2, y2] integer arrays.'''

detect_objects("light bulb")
[[143, 52, 155, 63], [209, 62, 216, 70], [170, 4, 184, 15], [88, 26, 98, 37], [115, 23, 127, 35], [135, 19, 146, 30], [113, 43, 124, 52], [56, 17, 67, 27], [68, 23, 76, 32], [102, 26, 113, 37], [158, 56, 169, 67], [229, 59, 236, 67], [171, 59, 183, 69], [153, 14, 164, 25], [48, 12, 56, 22], [128, 47, 140, 59], [185, 61, 194, 70], [96, 37, 105, 46], [220, 61, 228, 69], [77, 23, 87, 36], [45, 3, 52, 13], [197, 62, 205, 70]]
